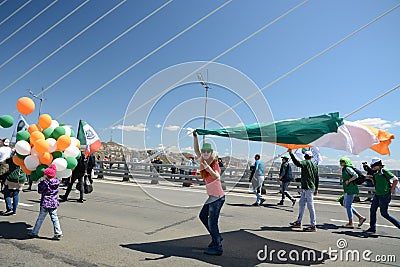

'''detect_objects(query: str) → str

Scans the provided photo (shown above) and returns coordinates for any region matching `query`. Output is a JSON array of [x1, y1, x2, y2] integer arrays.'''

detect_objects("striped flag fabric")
[[77, 120, 102, 156], [11, 114, 29, 142]]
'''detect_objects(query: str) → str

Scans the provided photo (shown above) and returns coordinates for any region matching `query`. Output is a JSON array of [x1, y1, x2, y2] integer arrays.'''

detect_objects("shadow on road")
[[332, 230, 379, 239], [317, 223, 341, 230], [0, 221, 32, 240], [227, 203, 294, 212], [121, 229, 329, 266]]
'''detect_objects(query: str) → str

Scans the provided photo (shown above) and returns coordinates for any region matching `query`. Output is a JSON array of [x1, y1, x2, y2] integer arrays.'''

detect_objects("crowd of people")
[[0, 138, 97, 240]]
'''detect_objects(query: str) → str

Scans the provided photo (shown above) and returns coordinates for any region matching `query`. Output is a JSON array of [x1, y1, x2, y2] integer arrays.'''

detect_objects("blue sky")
[[0, 0, 399, 168]]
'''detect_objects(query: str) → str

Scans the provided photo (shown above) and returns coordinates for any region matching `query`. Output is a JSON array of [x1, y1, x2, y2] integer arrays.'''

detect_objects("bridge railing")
[[91, 160, 399, 200]]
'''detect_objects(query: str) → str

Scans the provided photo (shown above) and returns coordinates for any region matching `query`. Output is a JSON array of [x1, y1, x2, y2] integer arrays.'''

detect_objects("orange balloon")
[[13, 155, 24, 166], [34, 139, 49, 154], [21, 165, 32, 175], [16, 97, 35, 115], [39, 152, 53, 165], [28, 124, 42, 134], [30, 131, 45, 145], [38, 114, 52, 129], [56, 135, 71, 151]]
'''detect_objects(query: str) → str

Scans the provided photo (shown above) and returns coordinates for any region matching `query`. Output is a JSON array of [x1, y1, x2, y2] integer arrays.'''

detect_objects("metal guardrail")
[[92, 161, 397, 200]]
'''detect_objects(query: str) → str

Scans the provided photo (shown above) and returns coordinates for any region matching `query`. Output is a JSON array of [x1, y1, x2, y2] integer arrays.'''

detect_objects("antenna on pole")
[[197, 71, 210, 144]]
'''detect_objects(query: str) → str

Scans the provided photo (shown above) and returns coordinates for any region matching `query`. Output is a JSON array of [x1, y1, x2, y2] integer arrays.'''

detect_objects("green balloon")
[[43, 128, 54, 139], [16, 130, 30, 142], [52, 126, 66, 140], [52, 151, 64, 159], [36, 164, 48, 178], [70, 129, 75, 137], [16, 153, 27, 159], [0, 115, 14, 128], [30, 171, 40, 182], [66, 157, 78, 169]]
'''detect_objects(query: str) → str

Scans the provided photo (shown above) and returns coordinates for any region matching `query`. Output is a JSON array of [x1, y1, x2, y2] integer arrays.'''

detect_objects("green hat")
[[339, 157, 353, 167], [201, 143, 213, 152], [281, 155, 289, 160]]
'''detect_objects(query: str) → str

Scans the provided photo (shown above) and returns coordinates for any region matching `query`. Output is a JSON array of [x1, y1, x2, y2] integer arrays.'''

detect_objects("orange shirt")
[[201, 160, 224, 197]]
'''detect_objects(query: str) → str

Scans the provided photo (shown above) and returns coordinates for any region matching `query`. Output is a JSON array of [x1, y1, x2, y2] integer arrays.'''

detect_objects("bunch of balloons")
[[13, 97, 81, 181]]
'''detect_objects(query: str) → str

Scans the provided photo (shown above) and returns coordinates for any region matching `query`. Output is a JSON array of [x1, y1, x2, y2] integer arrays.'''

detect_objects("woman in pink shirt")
[[194, 131, 225, 256]]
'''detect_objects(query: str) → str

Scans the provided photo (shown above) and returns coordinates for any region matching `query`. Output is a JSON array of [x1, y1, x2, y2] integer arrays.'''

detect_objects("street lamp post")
[[28, 88, 46, 119], [197, 73, 210, 144]]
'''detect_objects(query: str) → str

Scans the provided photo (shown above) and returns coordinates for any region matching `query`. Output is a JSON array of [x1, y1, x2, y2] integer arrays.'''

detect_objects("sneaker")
[[259, 199, 266, 205], [303, 226, 317, 232], [277, 201, 284, 206], [358, 217, 366, 227], [27, 232, 38, 238], [208, 237, 223, 248], [0, 210, 12, 216], [363, 228, 376, 234], [291, 199, 296, 207], [53, 234, 63, 240], [77, 199, 84, 203], [290, 221, 302, 229], [59, 195, 67, 202], [204, 248, 223, 256], [252, 202, 259, 206]]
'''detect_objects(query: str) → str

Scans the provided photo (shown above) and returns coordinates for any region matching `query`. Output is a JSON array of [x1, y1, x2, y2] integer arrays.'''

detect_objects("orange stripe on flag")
[[363, 125, 395, 155]]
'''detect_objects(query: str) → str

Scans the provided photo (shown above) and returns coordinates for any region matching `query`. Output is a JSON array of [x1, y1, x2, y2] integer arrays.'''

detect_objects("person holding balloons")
[[0, 139, 12, 192]]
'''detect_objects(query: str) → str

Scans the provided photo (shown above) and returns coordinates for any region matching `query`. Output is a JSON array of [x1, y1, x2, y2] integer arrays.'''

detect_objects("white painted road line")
[[0, 199, 33, 207], [330, 219, 397, 229]]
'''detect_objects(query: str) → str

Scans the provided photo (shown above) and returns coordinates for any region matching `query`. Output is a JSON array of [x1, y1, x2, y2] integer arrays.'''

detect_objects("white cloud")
[[164, 125, 181, 131], [112, 123, 148, 132], [355, 118, 397, 130]]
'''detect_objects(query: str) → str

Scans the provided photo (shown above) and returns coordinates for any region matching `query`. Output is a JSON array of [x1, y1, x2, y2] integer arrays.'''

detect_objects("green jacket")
[[342, 167, 359, 195], [374, 168, 394, 196], [290, 153, 319, 190]]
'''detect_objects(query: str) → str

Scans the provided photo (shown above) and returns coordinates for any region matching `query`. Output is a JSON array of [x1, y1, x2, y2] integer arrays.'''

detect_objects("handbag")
[[84, 175, 93, 194]]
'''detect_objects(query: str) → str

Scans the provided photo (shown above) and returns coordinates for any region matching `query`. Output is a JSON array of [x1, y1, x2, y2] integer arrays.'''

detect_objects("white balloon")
[[46, 138, 57, 153], [64, 146, 80, 158], [49, 120, 59, 130], [52, 158, 67, 172], [56, 169, 72, 178], [31, 147, 40, 157], [70, 137, 79, 147], [24, 155, 40, 171], [15, 140, 31, 155], [63, 126, 72, 137]]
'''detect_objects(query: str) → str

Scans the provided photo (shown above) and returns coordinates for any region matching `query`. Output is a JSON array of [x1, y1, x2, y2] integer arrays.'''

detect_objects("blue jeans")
[[253, 186, 264, 204], [4, 186, 19, 214], [199, 196, 225, 252], [370, 193, 400, 231], [343, 193, 360, 220], [281, 182, 294, 201], [32, 207, 62, 236], [297, 189, 316, 226]]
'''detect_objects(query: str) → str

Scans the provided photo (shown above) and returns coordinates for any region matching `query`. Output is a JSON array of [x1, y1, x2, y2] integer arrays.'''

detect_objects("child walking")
[[28, 164, 63, 240]]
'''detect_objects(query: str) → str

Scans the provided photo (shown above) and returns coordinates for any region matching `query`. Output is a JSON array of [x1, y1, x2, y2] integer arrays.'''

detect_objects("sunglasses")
[[201, 150, 212, 154]]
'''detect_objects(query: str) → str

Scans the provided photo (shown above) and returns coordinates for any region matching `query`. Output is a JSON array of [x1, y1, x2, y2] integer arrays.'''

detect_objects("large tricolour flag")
[[77, 120, 102, 156]]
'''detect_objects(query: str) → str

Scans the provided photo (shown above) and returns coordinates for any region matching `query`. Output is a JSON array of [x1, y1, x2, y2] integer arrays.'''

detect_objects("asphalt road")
[[1, 179, 399, 267]]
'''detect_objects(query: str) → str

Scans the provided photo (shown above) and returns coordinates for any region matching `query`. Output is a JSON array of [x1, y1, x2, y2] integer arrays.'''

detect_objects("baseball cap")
[[304, 151, 313, 157]]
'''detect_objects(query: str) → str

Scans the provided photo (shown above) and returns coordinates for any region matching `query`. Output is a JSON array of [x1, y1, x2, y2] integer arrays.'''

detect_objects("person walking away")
[[60, 152, 86, 203], [28, 164, 63, 240], [364, 158, 400, 233], [1, 155, 26, 215], [288, 149, 319, 232], [278, 156, 296, 206], [249, 154, 265, 206], [194, 131, 225, 256], [339, 157, 366, 228], [86, 154, 96, 184], [0, 139, 12, 193]]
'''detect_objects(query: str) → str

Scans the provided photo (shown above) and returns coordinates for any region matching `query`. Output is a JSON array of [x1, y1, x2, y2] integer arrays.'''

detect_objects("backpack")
[[345, 166, 366, 185], [380, 170, 400, 196]]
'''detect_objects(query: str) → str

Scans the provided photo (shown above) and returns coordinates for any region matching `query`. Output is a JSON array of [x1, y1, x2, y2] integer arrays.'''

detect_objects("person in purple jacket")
[[28, 164, 63, 240]]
